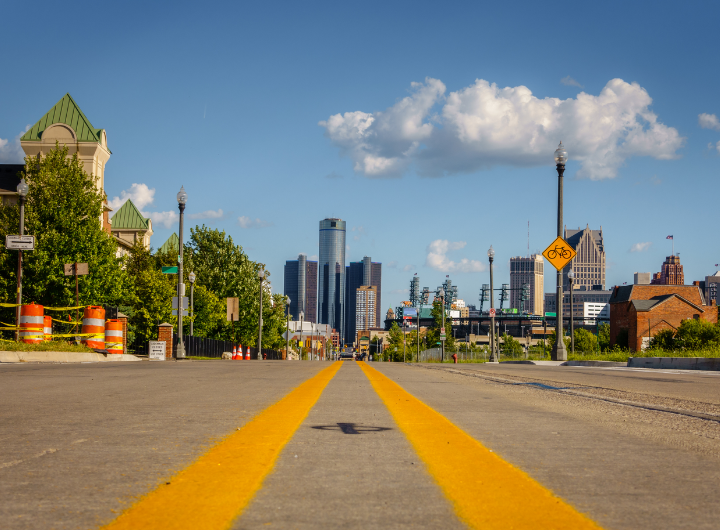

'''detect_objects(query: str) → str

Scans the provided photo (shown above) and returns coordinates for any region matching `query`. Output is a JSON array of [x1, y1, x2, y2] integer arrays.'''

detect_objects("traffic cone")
[[238, 344, 243, 360], [245, 347, 250, 360], [232, 345, 237, 360]]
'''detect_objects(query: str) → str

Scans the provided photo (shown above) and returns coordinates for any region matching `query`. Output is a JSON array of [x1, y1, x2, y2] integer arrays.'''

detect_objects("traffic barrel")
[[105, 319, 123, 354], [44, 315, 52, 341], [245, 347, 250, 360], [19, 304, 44, 344], [81, 306, 105, 350]]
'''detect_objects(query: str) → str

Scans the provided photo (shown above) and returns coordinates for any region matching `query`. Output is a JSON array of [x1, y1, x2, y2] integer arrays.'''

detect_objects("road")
[[1, 360, 719, 529]]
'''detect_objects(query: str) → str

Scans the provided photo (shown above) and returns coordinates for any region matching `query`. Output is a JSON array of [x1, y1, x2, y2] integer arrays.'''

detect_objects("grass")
[[413, 348, 720, 363], [0, 340, 95, 353]]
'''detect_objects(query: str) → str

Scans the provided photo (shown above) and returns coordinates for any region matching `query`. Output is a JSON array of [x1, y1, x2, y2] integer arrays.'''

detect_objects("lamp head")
[[258, 270, 265, 280], [17, 178, 29, 197], [188, 272, 196, 283], [567, 268, 574, 280], [554, 141, 568, 165], [487, 245, 495, 259], [177, 186, 188, 205], [286, 296, 291, 304]]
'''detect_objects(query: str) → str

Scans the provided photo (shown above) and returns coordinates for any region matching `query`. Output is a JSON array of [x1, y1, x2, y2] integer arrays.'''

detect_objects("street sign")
[[149, 341, 166, 360], [161, 266, 178, 274], [172, 296, 189, 309], [489, 308, 496, 317], [6, 235, 35, 250], [542, 236, 577, 271], [545, 312, 557, 317], [227, 297, 239, 321], [172, 309, 189, 316], [440, 326, 446, 341], [64, 263, 89, 276]]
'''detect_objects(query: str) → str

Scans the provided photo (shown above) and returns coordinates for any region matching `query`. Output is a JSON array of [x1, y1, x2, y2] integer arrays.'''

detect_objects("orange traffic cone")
[[238, 344, 243, 360], [245, 347, 251, 360], [232, 345, 237, 360]]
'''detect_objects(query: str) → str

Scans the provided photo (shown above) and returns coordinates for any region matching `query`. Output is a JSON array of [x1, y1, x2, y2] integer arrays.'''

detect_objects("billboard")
[[403, 307, 418, 319]]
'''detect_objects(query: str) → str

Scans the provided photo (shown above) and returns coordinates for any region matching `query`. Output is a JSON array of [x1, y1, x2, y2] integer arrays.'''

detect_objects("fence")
[[127, 335, 284, 359]]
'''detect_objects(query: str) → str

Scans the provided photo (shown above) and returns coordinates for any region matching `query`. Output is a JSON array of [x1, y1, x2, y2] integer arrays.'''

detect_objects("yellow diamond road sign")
[[542, 236, 577, 271]]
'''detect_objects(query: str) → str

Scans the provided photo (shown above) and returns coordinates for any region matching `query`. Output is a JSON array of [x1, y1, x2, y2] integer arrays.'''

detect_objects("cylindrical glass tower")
[[318, 218, 346, 344]]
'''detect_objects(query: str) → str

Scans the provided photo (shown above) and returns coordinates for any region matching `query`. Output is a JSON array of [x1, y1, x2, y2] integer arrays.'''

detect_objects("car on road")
[[339, 352, 355, 360]]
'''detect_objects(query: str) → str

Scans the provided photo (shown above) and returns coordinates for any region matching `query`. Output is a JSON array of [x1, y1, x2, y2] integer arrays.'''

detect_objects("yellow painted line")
[[103, 362, 343, 530], [358, 362, 603, 530]]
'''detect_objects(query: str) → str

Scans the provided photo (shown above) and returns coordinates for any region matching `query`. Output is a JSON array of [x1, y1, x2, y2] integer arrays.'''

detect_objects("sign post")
[[5, 235, 35, 250], [64, 262, 89, 333], [149, 341, 166, 360], [227, 297, 239, 344]]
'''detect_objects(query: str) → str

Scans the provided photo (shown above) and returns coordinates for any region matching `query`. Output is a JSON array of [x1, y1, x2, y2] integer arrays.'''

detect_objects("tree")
[[671, 319, 720, 351], [0, 145, 131, 333], [573, 328, 598, 353], [383, 322, 406, 362], [598, 323, 611, 351], [500, 333, 523, 357], [649, 328, 675, 350], [426, 298, 455, 354], [548, 329, 570, 351]]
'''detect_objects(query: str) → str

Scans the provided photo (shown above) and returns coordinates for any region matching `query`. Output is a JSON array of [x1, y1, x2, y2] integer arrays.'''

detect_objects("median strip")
[[358, 362, 602, 530], [102, 362, 343, 530]]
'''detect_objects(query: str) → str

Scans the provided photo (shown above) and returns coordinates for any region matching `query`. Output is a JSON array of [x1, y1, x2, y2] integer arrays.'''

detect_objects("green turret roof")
[[110, 200, 150, 230], [21, 93, 105, 144], [159, 233, 179, 254]]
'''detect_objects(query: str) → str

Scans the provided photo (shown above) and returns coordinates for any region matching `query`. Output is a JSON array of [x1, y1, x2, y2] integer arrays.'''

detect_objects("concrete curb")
[[501, 361, 567, 366], [628, 357, 720, 371], [564, 360, 628, 367], [0, 351, 141, 363]]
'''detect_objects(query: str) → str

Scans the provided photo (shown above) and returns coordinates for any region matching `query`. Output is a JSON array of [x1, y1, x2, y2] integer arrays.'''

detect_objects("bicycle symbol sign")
[[542, 236, 577, 271]]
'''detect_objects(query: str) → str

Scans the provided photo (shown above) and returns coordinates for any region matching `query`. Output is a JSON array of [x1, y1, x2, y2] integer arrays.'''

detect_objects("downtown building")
[[354, 285, 377, 346], [563, 225, 606, 291], [509, 254, 544, 315], [318, 218, 346, 343], [345, 256, 382, 344], [283, 254, 318, 323]]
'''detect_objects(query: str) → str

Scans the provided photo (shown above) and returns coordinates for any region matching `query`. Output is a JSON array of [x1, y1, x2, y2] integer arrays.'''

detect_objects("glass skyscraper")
[[318, 218, 346, 343]]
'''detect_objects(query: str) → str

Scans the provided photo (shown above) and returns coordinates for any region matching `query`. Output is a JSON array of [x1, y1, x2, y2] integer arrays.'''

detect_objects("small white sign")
[[149, 341, 166, 360], [6, 235, 35, 250]]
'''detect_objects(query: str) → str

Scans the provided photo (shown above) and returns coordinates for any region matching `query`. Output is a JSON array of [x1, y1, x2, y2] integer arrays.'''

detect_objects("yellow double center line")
[[103, 361, 602, 529], [103, 362, 342, 530]]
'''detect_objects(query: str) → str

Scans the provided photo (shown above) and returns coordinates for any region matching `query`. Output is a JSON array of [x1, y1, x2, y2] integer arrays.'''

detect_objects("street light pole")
[[258, 270, 265, 360], [176, 186, 187, 359], [552, 142, 569, 361], [285, 296, 291, 360], [15, 178, 29, 342], [568, 268, 575, 355], [299, 311, 304, 360], [189, 272, 196, 337], [488, 246, 498, 362]]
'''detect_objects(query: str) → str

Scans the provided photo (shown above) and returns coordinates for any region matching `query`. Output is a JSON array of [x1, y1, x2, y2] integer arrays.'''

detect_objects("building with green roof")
[[19, 93, 113, 232], [110, 199, 153, 257], [159, 233, 179, 254]]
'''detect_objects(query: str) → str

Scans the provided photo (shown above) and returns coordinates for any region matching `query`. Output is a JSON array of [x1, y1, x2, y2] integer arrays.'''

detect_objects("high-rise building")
[[564, 225, 606, 291], [319, 218, 346, 343], [510, 255, 544, 314], [651, 255, 684, 285], [355, 286, 377, 337], [634, 272, 652, 285], [284, 253, 318, 323], [345, 256, 382, 342]]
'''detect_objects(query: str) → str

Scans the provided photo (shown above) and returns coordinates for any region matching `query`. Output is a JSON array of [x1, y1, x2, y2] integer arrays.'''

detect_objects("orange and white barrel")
[[19, 304, 44, 344], [44, 315, 52, 341], [81, 306, 105, 350], [105, 319, 123, 354]]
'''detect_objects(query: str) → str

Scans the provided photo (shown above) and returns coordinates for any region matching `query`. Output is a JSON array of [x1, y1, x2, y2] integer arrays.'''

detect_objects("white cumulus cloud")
[[238, 216, 273, 229], [402, 264, 415, 272], [425, 239, 485, 273], [189, 209, 224, 220], [630, 242, 652, 253], [146, 211, 179, 229], [699, 113, 720, 131], [561, 76, 583, 88], [321, 77, 683, 180], [108, 183, 156, 211], [0, 128, 29, 163]]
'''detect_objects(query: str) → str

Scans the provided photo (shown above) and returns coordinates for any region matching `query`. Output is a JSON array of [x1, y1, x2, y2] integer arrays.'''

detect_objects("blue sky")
[[1, 0, 719, 312]]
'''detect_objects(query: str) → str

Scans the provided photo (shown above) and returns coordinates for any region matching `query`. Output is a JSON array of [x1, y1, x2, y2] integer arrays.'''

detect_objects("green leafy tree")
[[598, 323, 611, 351], [673, 319, 720, 350], [573, 328, 598, 353], [649, 328, 675, 350], [500, 333, 523, 357], [0, 145, 131, 333], [548, 329, 571, 351]]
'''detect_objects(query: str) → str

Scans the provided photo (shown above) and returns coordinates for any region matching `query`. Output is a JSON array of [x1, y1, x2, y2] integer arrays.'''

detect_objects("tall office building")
[[651, 255, 684, 285], [284, 254, 318, 323], [355, 286, 377, 342], [345, 256, 382, 342], [318, 218, 346, 342], [510, 255, 544, 314], [563, 225, 606, 291]]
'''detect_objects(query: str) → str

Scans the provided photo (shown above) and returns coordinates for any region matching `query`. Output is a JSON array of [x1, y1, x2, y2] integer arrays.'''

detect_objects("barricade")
[[19, 304, 44, 344], [105, 319, 123, 354], [44, 315, 52, 341], [81, 306, 105, 350]]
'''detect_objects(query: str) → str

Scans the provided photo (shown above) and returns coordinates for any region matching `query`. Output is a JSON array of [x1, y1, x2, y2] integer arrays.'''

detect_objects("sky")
[[1, 0, 719, 313]]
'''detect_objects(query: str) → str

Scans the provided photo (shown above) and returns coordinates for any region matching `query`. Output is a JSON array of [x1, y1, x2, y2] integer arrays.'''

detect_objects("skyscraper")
[[345, 256, 382, 342], [355, 286, 377, 342], [318, 218, 346, 342], [564, 225, 606, 291], [284, 254, 318, 322], [651, 255, 684, 285], [510, 255, 544, 314]]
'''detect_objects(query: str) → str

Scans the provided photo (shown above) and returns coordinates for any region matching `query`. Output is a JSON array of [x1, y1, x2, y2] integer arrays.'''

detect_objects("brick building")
[[608, 285, 717, 351], [651, 255, 684, 285]]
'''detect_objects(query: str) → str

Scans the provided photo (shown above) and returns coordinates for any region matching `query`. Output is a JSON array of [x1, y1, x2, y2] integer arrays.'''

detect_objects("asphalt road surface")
[[1, 360, 719, 529]]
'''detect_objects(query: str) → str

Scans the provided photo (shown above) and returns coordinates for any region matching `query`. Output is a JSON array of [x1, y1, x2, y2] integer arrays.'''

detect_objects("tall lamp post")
[[15, 178, 29, 341], [285, 296, 291, 360], [176, 186, 187, 359], [188, 272, 196, 337], [488, 246, 498, 363], [567, 268, 575, 355], [257, 269, 265, 359], [552, 142, 569, 361]]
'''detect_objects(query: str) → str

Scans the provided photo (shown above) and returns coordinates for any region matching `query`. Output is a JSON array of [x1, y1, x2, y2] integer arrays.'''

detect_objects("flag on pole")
[[666, 235, 673, 239]]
